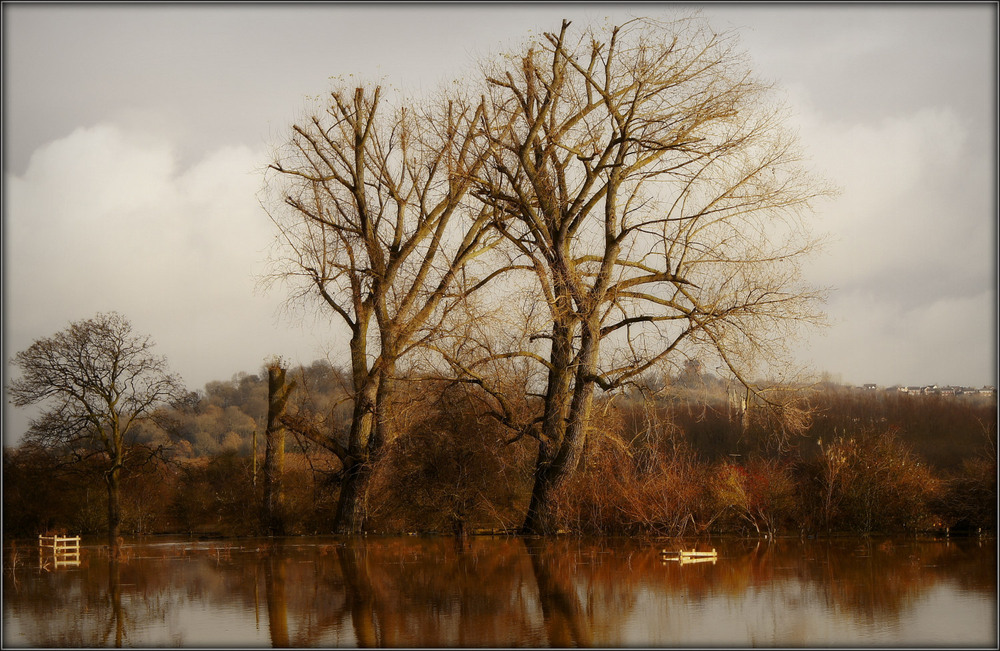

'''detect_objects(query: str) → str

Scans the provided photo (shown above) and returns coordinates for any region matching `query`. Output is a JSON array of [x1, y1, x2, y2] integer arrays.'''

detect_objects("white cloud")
[[4, 123, 342, 404]]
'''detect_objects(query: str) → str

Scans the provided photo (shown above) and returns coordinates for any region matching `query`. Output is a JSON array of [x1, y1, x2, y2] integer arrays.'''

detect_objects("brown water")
[[2, 535, 996, 647]]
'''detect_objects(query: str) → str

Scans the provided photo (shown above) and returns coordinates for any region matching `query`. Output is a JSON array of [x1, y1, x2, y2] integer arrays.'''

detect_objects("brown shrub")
[[937, 456, 996, 533], [548, 402, 716, 536], [812, 427, 943, 533], [365, 381, 534, 534], [707, 457, 799, 535]]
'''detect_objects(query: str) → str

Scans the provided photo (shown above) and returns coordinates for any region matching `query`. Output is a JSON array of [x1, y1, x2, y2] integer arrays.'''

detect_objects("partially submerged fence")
[[661, 548, 718, 566], [38, 534, 81, 568]]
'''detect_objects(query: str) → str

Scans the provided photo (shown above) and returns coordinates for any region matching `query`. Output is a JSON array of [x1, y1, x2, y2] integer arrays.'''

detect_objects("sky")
[[3, 2, 997, 445]]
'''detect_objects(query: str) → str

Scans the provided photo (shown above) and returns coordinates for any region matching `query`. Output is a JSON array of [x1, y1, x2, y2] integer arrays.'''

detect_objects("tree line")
[[5, 350, 995, 540]]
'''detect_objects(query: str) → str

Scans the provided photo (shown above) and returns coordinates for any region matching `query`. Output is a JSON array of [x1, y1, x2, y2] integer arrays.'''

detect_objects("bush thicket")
[[4, 365, 995, 538]]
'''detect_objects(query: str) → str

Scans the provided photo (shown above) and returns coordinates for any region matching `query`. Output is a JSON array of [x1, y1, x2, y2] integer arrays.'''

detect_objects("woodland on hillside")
[[4, 359, 995, 539]]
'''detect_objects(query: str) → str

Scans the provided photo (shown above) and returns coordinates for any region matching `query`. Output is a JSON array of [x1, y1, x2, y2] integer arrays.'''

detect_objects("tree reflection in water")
[[1, 536, 995, 647], [336, 540, 378, 647], [262, 554, 289, 647], [106, 558, 124, 648], [524, 537, 592, 647]]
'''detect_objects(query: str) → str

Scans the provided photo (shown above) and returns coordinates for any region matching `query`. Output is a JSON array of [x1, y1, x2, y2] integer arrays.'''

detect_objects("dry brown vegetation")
[[4, 361, 995, 539]]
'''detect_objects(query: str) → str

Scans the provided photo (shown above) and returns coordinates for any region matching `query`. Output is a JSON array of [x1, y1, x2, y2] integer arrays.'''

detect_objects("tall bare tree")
[[7, 312, 185, 556], [471, 17, 830, 533], [263, 85, 495, 532]]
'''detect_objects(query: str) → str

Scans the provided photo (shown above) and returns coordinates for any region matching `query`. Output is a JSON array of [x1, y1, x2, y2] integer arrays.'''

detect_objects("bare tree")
[[7, 312, 185, 557], [263, 16, 830, 536], [471, 17, 830, 533], [263, 85, 495, 532]]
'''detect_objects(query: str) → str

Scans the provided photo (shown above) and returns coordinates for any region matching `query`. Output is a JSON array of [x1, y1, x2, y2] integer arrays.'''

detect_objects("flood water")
[[3, 535, 996, 647]]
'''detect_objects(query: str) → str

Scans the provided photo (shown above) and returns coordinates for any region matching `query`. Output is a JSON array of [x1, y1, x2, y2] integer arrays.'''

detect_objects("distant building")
[[827, 382, 994, 398]]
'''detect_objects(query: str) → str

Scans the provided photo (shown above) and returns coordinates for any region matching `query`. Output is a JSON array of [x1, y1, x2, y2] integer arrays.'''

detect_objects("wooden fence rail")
[[660, 548, 718, 565], [38, 535, 81, 568]]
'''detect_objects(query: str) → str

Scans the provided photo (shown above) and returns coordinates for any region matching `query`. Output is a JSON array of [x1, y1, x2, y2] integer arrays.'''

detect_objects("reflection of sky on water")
[[902, 585, 998, 646], [3, 538, 995, 647], [120, 604, 266, 647], [620, 579, 996, 647]]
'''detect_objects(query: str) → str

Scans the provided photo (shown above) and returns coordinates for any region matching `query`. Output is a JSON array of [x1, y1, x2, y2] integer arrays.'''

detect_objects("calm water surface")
[[3, 535, 996, 647]]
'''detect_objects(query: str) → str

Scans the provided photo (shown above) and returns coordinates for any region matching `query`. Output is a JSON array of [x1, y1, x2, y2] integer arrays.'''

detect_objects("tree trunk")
[[332, 370, 379, 533], [331, 327, 379, 534], [562, 321, 599, 473], [106, 469, 121, 559], [521, 461, 561, 535], [521, 321, 575, 535], [520, 414, 594, 535], [333, 457, 373, 534], [371, 356, 396, 461], [521, 320, 599, 535], [263, 363, 294, 536]]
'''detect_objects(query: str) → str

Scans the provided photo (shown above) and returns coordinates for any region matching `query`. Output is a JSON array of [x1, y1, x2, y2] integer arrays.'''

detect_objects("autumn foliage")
[[3, 362, 996, 539]]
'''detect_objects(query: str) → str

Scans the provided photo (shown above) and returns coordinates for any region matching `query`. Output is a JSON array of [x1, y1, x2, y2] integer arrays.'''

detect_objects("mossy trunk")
[[263, 363, 295, 536]]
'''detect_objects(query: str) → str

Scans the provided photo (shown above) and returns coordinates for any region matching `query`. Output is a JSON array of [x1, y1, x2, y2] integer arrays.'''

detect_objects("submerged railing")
[[660, 547, 718, 565], [38, 535, 81, 569]]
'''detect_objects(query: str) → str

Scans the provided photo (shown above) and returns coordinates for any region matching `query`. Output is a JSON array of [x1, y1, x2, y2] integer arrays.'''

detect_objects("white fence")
[[38, 534, 81, 568]]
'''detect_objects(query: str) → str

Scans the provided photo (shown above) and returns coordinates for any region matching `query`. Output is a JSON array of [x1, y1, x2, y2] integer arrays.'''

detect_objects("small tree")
[[7, 312, 185, 557], [815, 427, 941, 534]]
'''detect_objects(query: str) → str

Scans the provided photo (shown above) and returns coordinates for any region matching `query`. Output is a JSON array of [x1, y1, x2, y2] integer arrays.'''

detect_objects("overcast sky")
[[3, 2, 997, 445]]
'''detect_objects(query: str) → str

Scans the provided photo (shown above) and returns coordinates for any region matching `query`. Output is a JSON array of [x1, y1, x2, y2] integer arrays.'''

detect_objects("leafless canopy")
[[8, 311, 185, 553], [475, 16, 829, 396], [9, 311, 184, 461], [262, 83, 502, 532], [464, 17, 830, 531], [261, 16, 832, 534]]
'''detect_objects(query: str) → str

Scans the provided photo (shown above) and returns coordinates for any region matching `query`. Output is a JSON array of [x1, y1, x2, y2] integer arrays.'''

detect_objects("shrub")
[[938, 456, 996, 533], [366, 381, 534, 534], [548, 402, 717, 536], [169, 450, 259, 536], [814, 427, 942, 533], [708, 458, 799, 535]]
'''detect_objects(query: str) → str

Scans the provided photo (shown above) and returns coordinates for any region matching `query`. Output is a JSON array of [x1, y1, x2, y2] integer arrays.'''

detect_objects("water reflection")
[[3, 536, 995, 647], [108, 559, 123, 648], [525, 537, 592, 647]]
